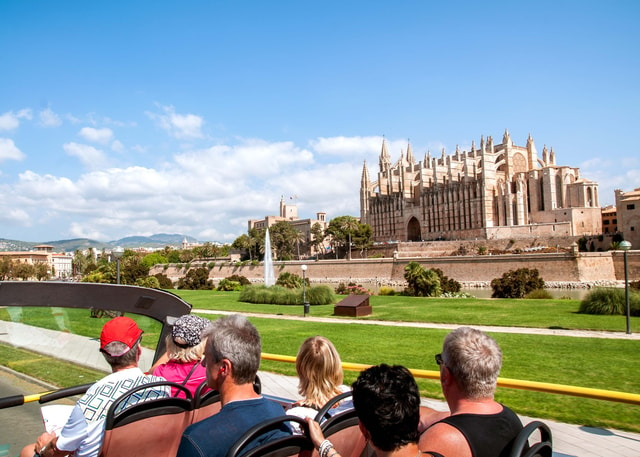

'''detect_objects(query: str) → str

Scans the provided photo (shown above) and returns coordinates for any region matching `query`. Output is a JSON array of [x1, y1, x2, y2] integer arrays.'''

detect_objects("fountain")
[[264, 227, 276, 286]]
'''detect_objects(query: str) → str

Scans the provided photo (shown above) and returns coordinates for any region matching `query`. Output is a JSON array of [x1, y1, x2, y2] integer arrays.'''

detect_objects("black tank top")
[[435, 405, 523, 457]]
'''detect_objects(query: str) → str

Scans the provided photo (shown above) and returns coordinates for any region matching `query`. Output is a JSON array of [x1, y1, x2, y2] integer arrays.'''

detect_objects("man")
[[307, 364, 443, 457], [22, 316, 167, 457], [419, 327, 523, 457], [177, 314, 289, 457]]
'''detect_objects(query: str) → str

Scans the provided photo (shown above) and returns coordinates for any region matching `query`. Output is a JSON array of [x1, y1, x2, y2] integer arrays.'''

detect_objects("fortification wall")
[[150, 251, 639, 286]]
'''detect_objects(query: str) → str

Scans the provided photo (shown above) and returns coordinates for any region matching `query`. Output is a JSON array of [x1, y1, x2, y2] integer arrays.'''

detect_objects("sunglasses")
[[435, 353, 444, 366]]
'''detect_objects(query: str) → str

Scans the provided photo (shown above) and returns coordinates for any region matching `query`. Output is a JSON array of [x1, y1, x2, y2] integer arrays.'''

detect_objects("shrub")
[[579, 288, 640, 316], [177, 267, 214, 290], [276, 272, 306, 289], [217, 279, 243, 291], [631, 281, 640, 291], [225, 274, 250, 286], [378, 287, 396, 296], [306, 285, 335, 305], [153, 273, 174, 289], [404, 262, 441, 297], [490, 268, 545, 298], [345, 285, 372, 295], [432, 268, 461, 294], [239, 284, 333, 305], [525, 289, 553, 299], [335, 282, 353, 294]]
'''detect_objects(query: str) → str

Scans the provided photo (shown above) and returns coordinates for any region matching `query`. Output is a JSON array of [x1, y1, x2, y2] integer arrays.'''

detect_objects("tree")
[[353, 223, 373, 258], [13, 262, 35, 281], [490, 268, 545, 298], [141, 252, 169, 269], [232, 234, 253, 261], [0, 257, 13, 280], [153, 273, 174, 289], [177, 267, 214, 290], [309, 222, 325, 256], [34, 262, 50, 281], [269, 221, 299, 260], [404, 262, 442, 297], [340, 216, 359, 260], [294, 230, 306, 260]]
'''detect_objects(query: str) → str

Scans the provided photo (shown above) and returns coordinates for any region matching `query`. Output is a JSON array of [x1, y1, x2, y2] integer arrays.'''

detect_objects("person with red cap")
[[21, 316, 168, 457]]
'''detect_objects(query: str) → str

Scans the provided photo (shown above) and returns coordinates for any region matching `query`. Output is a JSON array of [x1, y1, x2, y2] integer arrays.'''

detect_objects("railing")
[[261, 353, 640, 406]]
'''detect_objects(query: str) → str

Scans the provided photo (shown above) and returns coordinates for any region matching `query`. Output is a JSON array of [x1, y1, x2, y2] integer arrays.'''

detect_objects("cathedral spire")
[[379, 137, 391, 172], [406, 140, 415, 165]]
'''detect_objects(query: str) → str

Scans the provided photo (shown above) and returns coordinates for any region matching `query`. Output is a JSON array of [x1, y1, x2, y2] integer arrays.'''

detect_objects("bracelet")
[[327, 449, 339, 457], [319, 440, 334, 457]]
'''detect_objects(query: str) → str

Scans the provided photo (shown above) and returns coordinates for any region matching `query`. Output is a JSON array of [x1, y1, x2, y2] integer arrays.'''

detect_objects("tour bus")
[[0, 281, 550, 457]]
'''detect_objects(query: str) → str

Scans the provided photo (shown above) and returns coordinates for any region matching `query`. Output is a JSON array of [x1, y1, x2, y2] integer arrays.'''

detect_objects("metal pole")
[[624, 250, 630, 334], [116, 259, 121, 285], [302, 269, 308, 317]]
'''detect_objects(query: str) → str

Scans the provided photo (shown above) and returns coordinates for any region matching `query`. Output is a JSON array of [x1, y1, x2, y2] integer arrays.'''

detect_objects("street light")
[[620, 240, 632, 334], [301, 264, 309, 317], [113, 246, 124, 285]]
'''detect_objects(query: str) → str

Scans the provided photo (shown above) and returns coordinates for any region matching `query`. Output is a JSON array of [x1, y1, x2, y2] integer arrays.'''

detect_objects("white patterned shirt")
[[55, 367, 167, 457]]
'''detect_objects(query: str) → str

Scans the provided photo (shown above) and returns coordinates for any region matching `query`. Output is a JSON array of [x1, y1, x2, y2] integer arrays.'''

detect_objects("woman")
[[151, 314, 211, 397], [287, 336, 351, 432]]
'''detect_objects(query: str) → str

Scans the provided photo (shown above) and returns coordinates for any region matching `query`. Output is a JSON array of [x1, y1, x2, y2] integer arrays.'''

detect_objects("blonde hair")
[[296, 336, 344, 409], [165, 334, 207, 363]]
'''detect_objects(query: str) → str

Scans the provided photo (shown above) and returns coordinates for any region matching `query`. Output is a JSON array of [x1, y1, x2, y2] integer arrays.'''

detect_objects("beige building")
[[360, 130, 601, 242], [601, 205, 618, 234], [248, 197, 328, 257], [615, 188, 640, 249]]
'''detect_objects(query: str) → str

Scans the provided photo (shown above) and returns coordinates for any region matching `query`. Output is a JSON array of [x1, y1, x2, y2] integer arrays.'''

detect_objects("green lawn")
[[1, 290, 639, 432], [174, 289, 640, 333]]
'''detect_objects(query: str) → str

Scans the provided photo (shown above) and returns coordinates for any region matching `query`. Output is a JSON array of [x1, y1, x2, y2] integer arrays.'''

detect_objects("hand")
[[35, 431, 56, 453], [304, 417, 326, 448]]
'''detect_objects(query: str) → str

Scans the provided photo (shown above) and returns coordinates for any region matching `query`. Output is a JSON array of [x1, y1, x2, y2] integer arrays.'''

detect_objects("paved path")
[[195, 309, 640, 340], [1, 318, 639, 457]]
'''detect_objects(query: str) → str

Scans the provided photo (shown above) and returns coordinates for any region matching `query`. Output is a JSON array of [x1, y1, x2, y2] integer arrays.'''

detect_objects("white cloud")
[[309, 136, 383, 156], [0, 109, 32, 131], [63, 142, 107, 169], [146, 104, 204, 139], [111, 140, 124, 152], [78, 127, 114, 144], [39, 108, 62, 127], [0, 138, 26, 162]]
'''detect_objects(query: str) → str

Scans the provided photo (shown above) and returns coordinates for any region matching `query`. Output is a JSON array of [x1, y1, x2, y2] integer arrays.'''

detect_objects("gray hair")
[[203, 314, 261, 384], [441, 327, 502, 399], [102, 341, 140, 369]]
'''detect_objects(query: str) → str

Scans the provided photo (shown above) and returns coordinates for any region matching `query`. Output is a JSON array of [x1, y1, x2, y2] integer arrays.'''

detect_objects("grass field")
[[1, 289, 639, 432]]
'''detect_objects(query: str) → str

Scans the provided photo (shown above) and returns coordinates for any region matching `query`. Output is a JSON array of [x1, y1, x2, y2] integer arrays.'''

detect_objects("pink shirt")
[[152, 360, 208, 398]]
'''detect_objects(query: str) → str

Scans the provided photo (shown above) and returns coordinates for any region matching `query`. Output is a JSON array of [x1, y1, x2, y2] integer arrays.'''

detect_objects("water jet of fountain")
[[264, 228, 275, 286]]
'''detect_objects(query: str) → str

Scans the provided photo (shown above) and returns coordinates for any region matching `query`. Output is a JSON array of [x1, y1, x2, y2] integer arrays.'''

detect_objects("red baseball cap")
[[100, 316, 143, 357]]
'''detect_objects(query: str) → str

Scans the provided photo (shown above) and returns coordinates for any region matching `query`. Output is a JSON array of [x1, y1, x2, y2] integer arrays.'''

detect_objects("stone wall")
[[150, 251, 640, 286]]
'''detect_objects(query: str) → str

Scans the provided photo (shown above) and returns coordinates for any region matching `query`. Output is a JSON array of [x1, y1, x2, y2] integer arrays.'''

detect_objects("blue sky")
[[1, 1, 639, 244]]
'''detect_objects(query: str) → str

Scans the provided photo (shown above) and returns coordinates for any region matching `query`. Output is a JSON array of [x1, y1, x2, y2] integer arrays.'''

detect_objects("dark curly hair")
[[352, 364, 420, 452]]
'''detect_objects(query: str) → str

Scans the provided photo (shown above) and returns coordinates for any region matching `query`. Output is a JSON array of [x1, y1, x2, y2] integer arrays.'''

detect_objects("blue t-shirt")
[[177, 396, 289, 457]]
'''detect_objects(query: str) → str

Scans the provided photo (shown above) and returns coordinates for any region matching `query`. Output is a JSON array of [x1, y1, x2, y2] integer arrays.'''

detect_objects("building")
[[601, 205, 618, 234], [614, 188, 640, 249], [248, 197, 328, 257], [360, 130, 601, 242]]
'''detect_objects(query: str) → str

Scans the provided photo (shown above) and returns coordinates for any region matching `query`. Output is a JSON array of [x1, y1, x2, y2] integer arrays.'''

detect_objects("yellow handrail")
[[261, 353, 640, 406]]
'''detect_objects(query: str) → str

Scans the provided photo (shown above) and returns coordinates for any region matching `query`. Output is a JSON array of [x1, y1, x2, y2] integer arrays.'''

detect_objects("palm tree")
[[340, 216, 359, 260]]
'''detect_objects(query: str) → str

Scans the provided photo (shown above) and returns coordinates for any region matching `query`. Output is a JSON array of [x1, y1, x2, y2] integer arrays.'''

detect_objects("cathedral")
[[360, 130, 601, 242]]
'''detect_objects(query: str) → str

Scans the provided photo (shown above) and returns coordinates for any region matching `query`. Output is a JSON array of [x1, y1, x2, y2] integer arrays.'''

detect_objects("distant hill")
[[0, 234, 201, 252]]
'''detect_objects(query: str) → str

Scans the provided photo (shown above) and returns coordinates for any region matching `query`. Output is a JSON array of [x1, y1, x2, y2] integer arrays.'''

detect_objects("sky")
[[1, 1, 639, 244]]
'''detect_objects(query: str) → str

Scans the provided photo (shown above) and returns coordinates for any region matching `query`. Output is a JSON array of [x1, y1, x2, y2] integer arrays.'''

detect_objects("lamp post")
[[301, 264, 309, 317], [113, 246, 124, 285], [620, 240, 632, 334]]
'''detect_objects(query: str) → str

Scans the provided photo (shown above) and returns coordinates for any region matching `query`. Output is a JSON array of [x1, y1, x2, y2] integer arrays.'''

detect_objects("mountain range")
[[0, 234, 201, 252]]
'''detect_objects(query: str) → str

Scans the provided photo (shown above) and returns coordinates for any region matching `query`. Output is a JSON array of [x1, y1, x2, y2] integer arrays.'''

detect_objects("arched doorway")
[[407, 217, 421, 241]]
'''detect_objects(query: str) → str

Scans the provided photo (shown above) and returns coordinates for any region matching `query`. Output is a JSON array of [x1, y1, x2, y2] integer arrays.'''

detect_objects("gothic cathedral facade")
[[360, 130, 601, 242]]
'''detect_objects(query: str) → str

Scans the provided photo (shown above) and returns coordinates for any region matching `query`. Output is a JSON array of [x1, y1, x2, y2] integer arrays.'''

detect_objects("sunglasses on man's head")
[[435, 353, 444, 366]]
